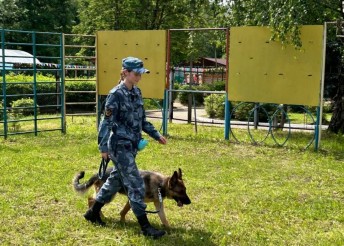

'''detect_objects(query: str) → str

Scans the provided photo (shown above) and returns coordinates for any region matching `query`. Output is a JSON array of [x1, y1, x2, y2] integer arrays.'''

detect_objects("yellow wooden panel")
[[97, 30, 166, 98], [228, 25, 324, 106]]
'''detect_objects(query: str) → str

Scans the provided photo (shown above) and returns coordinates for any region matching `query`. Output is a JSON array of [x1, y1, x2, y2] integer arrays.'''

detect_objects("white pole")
[[317, 22, 327, 149]]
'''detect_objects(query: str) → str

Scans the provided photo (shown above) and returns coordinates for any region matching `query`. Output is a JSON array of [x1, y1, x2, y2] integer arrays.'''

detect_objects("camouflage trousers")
[[95, 138, 147, 217]]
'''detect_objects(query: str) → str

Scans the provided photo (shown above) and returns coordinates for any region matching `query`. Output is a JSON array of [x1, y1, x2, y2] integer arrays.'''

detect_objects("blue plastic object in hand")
[[138, 139, 148, 151]]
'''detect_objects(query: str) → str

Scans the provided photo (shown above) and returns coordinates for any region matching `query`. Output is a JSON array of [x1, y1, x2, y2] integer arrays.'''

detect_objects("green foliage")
[[9, 98, 38, 132], [73, 0, 192, 33], [204, 94, 226, 118], [0, 0, 77, 61], [1, 73, 96, 112], [0, 0, 77, 33], [225, 0, 343, 47], [143, 98, 163, 110], [205, 80, 226, 91], [177, 84, 204, 106], [65, 81, 96, 102], [231, 102, 276, 122], [10, 98, 37, 117], [0, 100, 3, 121], [1, 72, 55, 83], [172, 83, 180, 102], [177, 82, 226, 107], [0, 0, 20, 28], [73, 0, 225, 64]]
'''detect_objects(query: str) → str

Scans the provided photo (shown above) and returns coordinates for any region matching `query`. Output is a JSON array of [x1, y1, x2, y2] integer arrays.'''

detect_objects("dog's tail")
[[73, 171, 98, 193]]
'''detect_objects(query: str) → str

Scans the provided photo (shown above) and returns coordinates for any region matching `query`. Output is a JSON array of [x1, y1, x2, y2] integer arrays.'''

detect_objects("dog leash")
[[146, 186, 163, 214], [98, 158, 110, 180]]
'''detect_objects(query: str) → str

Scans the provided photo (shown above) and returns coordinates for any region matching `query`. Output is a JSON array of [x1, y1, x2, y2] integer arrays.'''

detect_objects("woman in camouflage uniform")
[[84, 57, 167, 239]]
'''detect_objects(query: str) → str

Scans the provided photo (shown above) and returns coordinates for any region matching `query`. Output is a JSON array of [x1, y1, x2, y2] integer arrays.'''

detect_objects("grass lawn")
[[0, 116, 343, 245], [288, 112, 332, 125]]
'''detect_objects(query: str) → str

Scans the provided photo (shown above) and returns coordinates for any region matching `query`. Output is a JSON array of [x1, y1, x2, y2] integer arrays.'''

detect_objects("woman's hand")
[[101, 152, 109, 160], [158, 136, 167, 145]]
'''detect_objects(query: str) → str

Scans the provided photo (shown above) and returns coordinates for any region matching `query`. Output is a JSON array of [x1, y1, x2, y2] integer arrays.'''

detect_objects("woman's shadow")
[[104, 218, 218, 246]]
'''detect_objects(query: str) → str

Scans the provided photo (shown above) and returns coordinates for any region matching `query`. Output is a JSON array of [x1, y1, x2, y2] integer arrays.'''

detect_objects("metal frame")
[[164, 27, 229, 137], [0, 24, 330, 148], [63, 34, 96, 118], [163, 26, 328, 150], [0, 29, 64, 138]]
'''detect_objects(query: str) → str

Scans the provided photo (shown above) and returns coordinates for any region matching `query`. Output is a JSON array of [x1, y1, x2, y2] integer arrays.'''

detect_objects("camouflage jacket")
[[98, 81, 161, 152]]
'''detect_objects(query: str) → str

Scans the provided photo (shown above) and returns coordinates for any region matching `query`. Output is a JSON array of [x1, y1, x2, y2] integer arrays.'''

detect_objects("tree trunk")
[[328, 77, 344, 133], [328, 31, 344, 134]]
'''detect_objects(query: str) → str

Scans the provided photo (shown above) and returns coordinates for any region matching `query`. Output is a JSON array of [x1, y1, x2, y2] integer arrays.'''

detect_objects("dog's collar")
[[158, 183, 166, 197]]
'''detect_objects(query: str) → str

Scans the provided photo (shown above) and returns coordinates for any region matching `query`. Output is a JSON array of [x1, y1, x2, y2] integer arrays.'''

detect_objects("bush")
[[143, 99, 163, 110], [288, 105, 316, 113], [65, 80, 96, 112], [1, 73, 97, 113], [172, 83, 180, 103], [204, 94, 226, 119], [178, 84, 205, 106], [0, 100, 3, 121], [177, 81, 226, 107], [231, 102, 276, 122], [10, 98, 39, 116], [204, 81, 226, 91]]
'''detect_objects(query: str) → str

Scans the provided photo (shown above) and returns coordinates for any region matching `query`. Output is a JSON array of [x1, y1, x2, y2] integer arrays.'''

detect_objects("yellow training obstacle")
[[96, 30, 167, 99]]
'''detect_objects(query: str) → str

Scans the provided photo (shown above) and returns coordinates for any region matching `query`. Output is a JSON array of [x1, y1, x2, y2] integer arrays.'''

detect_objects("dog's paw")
[[120, 216, 126, 223]]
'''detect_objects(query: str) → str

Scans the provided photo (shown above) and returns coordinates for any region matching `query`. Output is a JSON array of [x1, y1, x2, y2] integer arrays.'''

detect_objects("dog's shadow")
[[103, 218, 217, 246]]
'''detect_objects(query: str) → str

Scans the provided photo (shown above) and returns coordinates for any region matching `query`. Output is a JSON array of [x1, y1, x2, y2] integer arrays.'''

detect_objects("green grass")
[[0, 116, 343, 245], [288, 112, 332, 124]]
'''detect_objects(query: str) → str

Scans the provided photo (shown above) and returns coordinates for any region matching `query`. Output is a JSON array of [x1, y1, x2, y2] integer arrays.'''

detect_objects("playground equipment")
[[96, 30, 167, 127], [1, 29, 65, 138], [1, 24, 333, 151], [227, 25, 325, 150], [1, 29, 98, 138], [63, 34, 96, 117]]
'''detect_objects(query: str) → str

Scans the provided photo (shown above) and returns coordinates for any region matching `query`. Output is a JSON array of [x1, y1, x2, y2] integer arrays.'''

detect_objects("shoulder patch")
[[105, 108, 112, 117]]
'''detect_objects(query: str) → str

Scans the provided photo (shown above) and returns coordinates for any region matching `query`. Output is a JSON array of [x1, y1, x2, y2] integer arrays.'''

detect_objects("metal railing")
[[1, 29, 65, 138], [63, 34, 96, 117], [160, 89, 318, 149]]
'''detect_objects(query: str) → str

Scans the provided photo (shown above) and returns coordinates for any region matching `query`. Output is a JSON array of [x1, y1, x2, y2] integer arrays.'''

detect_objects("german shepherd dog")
[[73, 168, 191, 227]]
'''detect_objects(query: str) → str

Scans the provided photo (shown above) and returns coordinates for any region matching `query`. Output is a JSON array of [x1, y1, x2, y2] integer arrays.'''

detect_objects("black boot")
[[137, 214, 166, 239], [84, 201, 105, 226]]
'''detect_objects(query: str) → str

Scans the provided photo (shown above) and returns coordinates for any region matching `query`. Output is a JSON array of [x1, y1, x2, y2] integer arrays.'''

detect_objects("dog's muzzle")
[[173, 195, 191, 207]]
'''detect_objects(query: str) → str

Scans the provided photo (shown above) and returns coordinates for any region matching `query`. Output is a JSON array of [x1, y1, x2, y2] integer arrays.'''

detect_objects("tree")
[[0, 0, 78, 63], [73, 0, 191, 33], [0, 0, 20, 28], [327, 33, 344, 133], [222, 0, 344, 134], [0, 0, 78, 33], [73, 0, 224, 64]]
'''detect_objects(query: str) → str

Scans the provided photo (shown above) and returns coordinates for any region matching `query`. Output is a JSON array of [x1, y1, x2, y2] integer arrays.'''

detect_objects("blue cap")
[[122, 57, 150, 74]]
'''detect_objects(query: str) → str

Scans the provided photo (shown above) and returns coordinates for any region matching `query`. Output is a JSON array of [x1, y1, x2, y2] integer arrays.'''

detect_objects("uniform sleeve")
[[98, 93, 119, 152], [142, 107, 161, 140]]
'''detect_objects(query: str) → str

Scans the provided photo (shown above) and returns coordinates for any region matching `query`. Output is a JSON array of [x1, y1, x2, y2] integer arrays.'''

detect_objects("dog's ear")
[[178, 168, 183, 179], [170, 171, 179, 188]]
